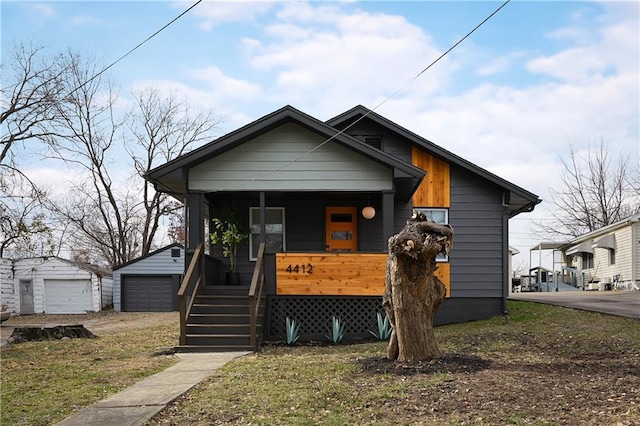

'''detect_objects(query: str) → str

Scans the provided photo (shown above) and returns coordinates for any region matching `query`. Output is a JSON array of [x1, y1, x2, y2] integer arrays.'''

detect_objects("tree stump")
[[9, 325, 97, 344], [383, 211, 453, 362]]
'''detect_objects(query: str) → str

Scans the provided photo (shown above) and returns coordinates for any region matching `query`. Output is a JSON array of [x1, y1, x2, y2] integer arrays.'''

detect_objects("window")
[[582, 252, 594, 269], [609, 249, 616, 265], [413, 208, 449, 261], [250, 207, 285, 260]]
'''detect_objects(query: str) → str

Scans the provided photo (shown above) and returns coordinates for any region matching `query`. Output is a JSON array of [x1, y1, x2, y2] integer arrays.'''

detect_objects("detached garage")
[[9, 257, 113, 315], [113, 244, 184, 312]]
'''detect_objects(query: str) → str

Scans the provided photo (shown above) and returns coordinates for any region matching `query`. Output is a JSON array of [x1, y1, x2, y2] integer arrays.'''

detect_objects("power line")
[[66, 0, 202, 97], [230, 0, 512, 189]]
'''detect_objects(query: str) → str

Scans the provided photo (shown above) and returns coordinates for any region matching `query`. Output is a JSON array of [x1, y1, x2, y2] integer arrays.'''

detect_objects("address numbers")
[[285, 263, 313, 274]]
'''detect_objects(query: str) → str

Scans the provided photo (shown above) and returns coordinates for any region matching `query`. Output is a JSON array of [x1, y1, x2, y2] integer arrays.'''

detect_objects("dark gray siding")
[[449, 166, 505, 298], [341, 120, 412, 163], [207, 192, 389, 285], [434, 297, 503, 325]]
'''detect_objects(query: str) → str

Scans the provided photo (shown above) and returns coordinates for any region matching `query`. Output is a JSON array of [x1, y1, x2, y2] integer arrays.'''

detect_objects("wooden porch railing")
[[178, 243, 203, 346], [248, 242, 266, 350]]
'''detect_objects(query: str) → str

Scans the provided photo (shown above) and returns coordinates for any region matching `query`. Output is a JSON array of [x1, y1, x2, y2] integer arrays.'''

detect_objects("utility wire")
[[230, 0, 511, 189], [66, 0, 202, 97]]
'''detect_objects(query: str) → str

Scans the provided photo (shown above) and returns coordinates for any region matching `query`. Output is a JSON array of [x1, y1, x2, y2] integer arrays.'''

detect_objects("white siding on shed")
[[11, 257, 111, 314], [0, 258, 14, 312], [113, 246, 184, 312], [189, 123, 393, 192]]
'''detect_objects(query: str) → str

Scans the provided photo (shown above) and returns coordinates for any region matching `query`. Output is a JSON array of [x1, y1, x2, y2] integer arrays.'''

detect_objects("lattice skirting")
[[265, 296, 385, 342]]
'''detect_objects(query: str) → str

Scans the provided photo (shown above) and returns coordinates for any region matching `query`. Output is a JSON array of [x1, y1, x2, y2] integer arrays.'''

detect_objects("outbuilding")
[[2, 257, 112, 315], [113, 244, 184, 312]]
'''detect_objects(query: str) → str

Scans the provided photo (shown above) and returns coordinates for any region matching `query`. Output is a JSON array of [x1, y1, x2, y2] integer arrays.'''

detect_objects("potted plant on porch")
[[210, 205, 249, 285]]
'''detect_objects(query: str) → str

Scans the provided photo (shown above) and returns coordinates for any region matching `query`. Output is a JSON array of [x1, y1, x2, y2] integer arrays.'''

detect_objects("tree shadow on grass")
[[358, 353, 491, 376]]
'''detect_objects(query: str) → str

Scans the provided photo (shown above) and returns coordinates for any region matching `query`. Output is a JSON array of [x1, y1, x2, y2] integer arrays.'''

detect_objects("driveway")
[[509, 290, 640, 320]]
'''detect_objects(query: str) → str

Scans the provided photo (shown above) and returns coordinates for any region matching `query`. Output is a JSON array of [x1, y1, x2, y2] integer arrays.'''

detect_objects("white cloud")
[[476, 52, 526, 76], [69, 15, 104, 27], [29, 3, 56, 19], [245, 3, 450, 118], [188, 66, 262, 99], [186, 0, 275, 31]]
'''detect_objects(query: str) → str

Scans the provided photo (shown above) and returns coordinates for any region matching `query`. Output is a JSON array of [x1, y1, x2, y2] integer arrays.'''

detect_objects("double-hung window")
[[412, 208, 449, 262], [249, 207, 285, 260]]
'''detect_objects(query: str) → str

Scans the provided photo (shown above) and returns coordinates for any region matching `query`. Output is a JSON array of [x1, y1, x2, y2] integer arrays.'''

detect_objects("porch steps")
[[177, 285, 264, 353]]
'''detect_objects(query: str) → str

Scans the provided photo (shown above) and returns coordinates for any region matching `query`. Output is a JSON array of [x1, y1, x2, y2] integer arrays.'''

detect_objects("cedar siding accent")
[[411, 148, 450, 207], [189, 122, 393, 192], [275, 253, 451, 296]]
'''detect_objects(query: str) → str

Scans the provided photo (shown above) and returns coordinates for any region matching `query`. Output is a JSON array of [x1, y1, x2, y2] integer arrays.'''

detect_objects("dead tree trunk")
[[383, 211, 453, 362], [9, 325, 96, 344]]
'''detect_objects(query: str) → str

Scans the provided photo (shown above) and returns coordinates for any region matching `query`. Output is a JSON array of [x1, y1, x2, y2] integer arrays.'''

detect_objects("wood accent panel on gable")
[[276, 252, 450, 297], [411, 147, 450, 207]]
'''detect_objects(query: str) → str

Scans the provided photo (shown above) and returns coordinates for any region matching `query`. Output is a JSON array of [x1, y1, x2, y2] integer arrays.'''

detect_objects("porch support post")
[[259, 192, 266, 243], [184, 192, 205, 277], [382, 190, 395, 249]]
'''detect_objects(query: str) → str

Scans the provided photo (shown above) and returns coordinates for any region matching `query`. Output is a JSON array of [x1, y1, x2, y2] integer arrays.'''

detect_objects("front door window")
[[326, 207, 357, 252]]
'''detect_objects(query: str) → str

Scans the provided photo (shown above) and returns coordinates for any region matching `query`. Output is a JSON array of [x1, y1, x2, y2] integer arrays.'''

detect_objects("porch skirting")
[[263, 296, 504, 343]]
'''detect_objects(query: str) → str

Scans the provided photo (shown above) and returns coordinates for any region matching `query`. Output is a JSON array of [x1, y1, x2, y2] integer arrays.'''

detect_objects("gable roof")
[[146, 105, 426, 200], [113, 243, 184, 271], [11, 256, 112, 277], [568, 213, 640, 245], [327, 105, 542, 217]]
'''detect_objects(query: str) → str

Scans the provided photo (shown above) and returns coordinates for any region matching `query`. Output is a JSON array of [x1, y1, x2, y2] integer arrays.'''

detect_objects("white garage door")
[[44, 279, 94, 314]]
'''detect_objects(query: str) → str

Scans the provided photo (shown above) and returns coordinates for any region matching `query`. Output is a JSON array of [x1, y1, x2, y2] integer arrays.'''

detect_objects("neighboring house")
[[0, 257, 112, 315], [146, 105, 541, 350], [113, 244, 184, 312], [563, 214, 640, 291]]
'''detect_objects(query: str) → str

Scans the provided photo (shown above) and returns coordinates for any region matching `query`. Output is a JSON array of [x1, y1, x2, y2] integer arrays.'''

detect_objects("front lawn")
[[149, 301, 640, 425], [1, 313, 179, 426]]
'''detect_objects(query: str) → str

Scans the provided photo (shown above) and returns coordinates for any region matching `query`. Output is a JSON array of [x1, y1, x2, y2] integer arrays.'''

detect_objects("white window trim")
[[413, 207, 449, 262], [249, 207, 286, 261]]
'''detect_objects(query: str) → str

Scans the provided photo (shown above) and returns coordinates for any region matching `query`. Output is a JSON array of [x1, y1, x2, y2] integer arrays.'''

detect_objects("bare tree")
[[540, 142, 638, 238], [127, 87, 220, 254], [40, 51, 136, 267], [0, 165, 55, 258], [3, 46, 220, 266], [1, 41, 66, 163]]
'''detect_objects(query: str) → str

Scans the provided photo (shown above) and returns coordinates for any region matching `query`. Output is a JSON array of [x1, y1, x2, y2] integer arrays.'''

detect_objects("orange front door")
[[325, 207, 357, 252]]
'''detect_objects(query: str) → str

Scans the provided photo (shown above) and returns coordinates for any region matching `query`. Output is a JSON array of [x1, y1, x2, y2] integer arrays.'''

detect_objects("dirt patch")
[[359, 353, 491, 375], [355, 335, 639, 425]]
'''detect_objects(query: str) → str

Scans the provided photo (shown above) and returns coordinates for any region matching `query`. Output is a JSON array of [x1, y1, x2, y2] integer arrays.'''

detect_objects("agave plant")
[[369, 312, 393, 341], [326, 316, 345, 344], [285, 317, 301, 345]]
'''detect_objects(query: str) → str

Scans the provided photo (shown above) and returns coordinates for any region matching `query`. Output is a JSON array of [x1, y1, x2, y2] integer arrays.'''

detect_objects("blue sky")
[[2, 1, 639, 268]]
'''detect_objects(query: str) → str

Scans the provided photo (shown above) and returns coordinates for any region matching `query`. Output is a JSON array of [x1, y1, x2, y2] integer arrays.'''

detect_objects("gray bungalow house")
[[146, 105, 541, 351]]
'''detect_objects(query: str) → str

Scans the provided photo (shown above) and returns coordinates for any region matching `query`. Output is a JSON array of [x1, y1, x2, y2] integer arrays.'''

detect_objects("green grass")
[[1, 320, 179, 426], [149, 301, 640, 425]]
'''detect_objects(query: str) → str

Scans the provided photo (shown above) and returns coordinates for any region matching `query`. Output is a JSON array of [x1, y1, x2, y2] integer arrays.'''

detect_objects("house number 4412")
[[286, 264, 313, 274]]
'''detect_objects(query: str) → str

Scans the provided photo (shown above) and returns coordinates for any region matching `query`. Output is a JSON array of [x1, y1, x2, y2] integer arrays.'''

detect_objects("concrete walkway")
[[55, 351, 250, 426], [509, 290, 640, 320]]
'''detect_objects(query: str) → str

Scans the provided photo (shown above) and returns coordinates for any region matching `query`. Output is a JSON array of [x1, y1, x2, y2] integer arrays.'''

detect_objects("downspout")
[[502, 193, 510, 314]]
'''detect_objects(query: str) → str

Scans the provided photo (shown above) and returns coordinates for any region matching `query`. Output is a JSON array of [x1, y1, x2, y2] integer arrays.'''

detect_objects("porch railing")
[[178, 242, 203, 346], [249, 242, 266, 350]]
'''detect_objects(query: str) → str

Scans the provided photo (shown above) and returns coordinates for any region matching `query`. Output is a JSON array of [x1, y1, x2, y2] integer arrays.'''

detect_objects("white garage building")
[[2, 257, 113, 315]]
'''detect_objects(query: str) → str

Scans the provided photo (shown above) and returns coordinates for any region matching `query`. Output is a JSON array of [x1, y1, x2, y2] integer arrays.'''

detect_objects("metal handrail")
[[248, 242, 266, 349], [178, 243, 203, 346]]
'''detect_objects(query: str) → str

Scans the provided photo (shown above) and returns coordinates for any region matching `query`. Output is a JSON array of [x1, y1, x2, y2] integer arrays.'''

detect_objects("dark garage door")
[[122, 275, 179, 312]]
